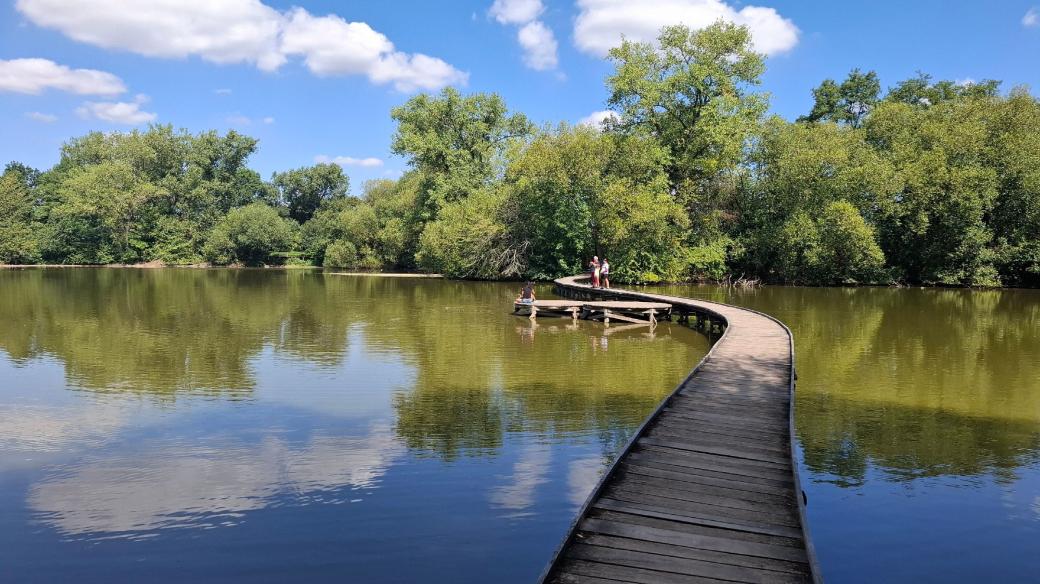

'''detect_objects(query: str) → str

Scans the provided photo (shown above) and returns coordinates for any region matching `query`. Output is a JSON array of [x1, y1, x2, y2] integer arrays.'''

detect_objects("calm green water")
[[0, 268, 706, 583], [1, 271, 1038, 582]]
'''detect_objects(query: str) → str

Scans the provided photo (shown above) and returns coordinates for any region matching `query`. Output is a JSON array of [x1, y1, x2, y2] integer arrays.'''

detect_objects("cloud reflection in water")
[[28, 424, 403, 538]]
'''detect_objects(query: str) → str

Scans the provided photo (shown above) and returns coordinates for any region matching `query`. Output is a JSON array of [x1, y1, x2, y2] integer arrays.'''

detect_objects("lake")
[[1, 269, 1038, 582], [0, 268, 706, 583]]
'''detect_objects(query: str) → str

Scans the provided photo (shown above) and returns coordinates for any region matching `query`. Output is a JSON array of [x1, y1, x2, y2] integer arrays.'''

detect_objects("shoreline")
[[2, 264, 1034, 290]]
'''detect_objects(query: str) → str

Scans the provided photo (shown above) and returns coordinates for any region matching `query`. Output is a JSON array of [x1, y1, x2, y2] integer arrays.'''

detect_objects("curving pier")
[[540, 276, 821, 584]]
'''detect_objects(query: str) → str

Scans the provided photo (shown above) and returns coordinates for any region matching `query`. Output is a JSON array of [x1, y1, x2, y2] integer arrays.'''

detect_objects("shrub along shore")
[[2, 23, 1037, 287]]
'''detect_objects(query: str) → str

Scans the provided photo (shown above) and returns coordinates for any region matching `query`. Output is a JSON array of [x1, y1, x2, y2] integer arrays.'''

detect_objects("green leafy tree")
[[203, 203, 299, 266], [773, 202, 884, 284], [415, 187, 525, 279], [865, 99, 1001, 285], [505, 125, 688, 282], [985, 88, 1040, 286], [272, 163, 349, 223], [301, 179, 419, 268], [391, 88, 532, 220], [886, 72, 1000, 107], [801, 69, 881, 127], [0, 168, 40, 263], [323, 239, 360, 268], [35, 126, 268, 264], [605, 22, 767, 249]]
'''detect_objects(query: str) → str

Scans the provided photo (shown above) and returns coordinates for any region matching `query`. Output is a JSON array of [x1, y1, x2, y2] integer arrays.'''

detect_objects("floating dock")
[[514, 299, 671, 324], [539, 275, 821, 584]]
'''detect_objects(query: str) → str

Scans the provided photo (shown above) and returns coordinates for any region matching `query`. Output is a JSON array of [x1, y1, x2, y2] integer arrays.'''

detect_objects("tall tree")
[[505, 125, 688, 282], [606, 23, 766, 188], [271, 163, 349, 223], [0, 166, 40, 263], [801, 68, 881, 127], [390, 87, 532, 220], [604, 22, 767, 246]]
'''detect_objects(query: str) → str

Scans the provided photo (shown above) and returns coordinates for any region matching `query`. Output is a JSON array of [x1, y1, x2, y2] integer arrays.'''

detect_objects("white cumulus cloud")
[[77, 94, 157, 125], [573, 0, 799, 57], [0, 57, 125, 95], [517, 21, 559, 70], [578, 109, 619, 128], [25, 111, 58, 123], [1024, 8, 1039, 27], [315, 155, 384, 168], [488, 0, 558, 71], [16, 0, 467, 92], [489, 0, 544, 24], [16, 0, 287, 70]]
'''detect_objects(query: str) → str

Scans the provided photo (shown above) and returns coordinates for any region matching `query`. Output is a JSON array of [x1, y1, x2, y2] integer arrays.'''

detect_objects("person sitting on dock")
[[516, 282, 536, 304], [600, 258, 610, 288]]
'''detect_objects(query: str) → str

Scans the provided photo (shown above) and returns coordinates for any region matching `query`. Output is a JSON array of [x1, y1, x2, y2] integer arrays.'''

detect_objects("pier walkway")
[[540, 276, 821, 584]]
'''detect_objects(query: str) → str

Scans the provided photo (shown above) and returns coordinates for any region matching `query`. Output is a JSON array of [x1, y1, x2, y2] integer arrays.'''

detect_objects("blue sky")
[[2, 0, 1038, 191]]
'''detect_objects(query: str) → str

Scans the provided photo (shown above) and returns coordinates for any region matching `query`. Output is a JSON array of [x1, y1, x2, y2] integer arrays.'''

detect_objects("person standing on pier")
[[601, 258, 610, 288], [589, 256, 601, 288]]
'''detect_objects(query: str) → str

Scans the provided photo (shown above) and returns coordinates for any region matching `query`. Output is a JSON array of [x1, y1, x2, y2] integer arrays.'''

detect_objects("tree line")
[[2, 22, 1038, 286]]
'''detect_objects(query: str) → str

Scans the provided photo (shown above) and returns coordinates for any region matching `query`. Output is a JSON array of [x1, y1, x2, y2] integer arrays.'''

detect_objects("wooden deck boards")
[[540, 276, 820, 584]]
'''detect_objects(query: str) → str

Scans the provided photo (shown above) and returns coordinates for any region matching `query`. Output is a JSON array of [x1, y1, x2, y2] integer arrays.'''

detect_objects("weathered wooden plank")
[[569, 544, 808, 584], [601, 489, 801, 531], [605, 485, 800, 526], [660, 408, 790, 431], [646, 428, 790, 457], [626, 455, 794, 487], [638, 437, 792, 466], [576, 535, 808, 579], [621, 461, 792, 494], [589, 509, 805, 551], [634, 445, 793, 476], [560, 559, 719, 584], [580, 519, 809, 566], [553, 572, 624, 584], [667, 401, 789, 421], [593, 498, 805, 539], [653, 418, 790, 442], [632, 449, 794, 485], [618, 466, 792, 501]]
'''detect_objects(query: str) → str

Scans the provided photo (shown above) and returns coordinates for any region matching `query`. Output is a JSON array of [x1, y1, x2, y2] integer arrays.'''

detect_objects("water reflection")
[[489, 444, 552, 514], [29, 425, 403, 537], [0, 268, 706, 583], [566, 457, 604, 506], [7, 268, 1036, 582], [0, 400, 131, 454]]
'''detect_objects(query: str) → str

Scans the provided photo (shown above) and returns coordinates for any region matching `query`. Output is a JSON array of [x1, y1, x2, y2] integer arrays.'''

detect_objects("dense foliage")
[[3, 23, 1038, 286]]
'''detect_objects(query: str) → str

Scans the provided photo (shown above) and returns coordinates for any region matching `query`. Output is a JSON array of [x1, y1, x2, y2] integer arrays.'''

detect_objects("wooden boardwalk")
[[540, 276, 821, 584]]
